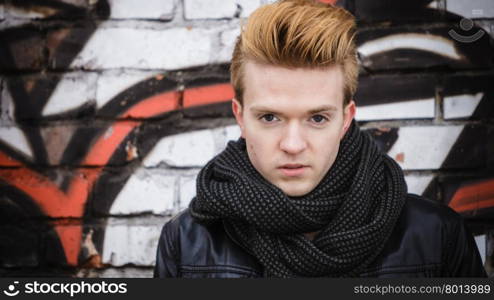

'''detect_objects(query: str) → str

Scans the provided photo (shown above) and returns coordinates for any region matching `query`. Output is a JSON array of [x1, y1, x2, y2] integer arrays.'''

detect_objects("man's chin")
[[277, 183, 312, 197]]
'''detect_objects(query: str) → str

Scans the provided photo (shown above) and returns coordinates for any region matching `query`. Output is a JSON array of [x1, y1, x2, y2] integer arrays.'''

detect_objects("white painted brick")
[[102, 222, 161, 266], [0, 82, 15, 122], [63, 0, 87, 6], [96, 70, 160, 109], [5, 6, 46, 19], [109, 169, 175, 215], [475, 235, 486, 265], [0, 78, 6, 120], [184, 0, 237, 19], [427, 1, 439, 9], [404, 174, 434, 195], [358, 33, 462, 62], [0, 19, 31, 30], [0, 78, 2, 117], [355, 99, 435, 121], [108, 0, 175, 20], [474, 20, 494, 37], [179, 173, 198, 210], [387, 126, 464, 170], [143, 129, 216, 168], [446, 0, 494, 18], [211, 126, 229, 154], [42, 72, 97, 116], [71, 27, 214, 70], [78, 267, 153, 278], [225, 124, 241, 141], [236, 0, 263, 18], [191, 125, 241, 158], [218, 124, 241, 150], [218, 28, 241, 62], [0, 125, 33, 158], [184, 0, 262, 19], [443, 92, 483, 119]]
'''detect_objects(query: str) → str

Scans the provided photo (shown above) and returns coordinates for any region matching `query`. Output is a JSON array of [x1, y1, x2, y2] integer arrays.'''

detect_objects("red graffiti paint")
[[0, 85, 231, 266], [449, 179, 494, 214], [0, 163, 93, 265], [183, 83, 234, 107], [120, 91, 180, 119]]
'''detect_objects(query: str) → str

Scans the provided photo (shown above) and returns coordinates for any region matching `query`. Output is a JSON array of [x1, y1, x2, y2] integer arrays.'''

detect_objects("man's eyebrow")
[[250, 106, 276, 113], [307, 105, 338, 114], [249, 105, 338, 114]]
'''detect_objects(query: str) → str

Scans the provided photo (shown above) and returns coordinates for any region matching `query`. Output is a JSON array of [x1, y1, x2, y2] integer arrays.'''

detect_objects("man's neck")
[[303, 231, 320, 241]]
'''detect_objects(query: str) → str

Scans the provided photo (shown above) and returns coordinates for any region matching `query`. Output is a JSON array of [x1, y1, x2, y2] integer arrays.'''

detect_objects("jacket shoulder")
[[157, 208, 262, 277], [397, 193, 471, 253], [163, 208, 229, 246], [364, 193, 486, 277], [403, 193, 463, 227], [163, 208, 201, 234]]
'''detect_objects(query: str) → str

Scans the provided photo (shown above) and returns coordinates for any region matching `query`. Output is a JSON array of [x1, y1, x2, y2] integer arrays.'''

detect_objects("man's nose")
[[279, 123, 307, 154]]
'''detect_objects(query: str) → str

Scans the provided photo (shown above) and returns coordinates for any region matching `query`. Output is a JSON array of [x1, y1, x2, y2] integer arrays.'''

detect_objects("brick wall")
[[0, 0, 493, 277]]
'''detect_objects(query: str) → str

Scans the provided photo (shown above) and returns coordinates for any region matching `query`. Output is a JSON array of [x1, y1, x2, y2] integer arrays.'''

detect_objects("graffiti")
[[0, 0, 493, 276]]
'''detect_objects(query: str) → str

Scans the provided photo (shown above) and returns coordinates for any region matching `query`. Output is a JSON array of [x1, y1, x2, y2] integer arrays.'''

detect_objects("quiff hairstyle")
[[230, 0, 358, 107]]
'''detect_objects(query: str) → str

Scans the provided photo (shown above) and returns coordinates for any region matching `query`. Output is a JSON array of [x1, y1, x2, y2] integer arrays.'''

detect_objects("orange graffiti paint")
[[0, 91, 178, 265], [449, 179, 494, 214], [0, 161, 94, 265], [183, 83, 234, 108], [120, 91, 179, 118]]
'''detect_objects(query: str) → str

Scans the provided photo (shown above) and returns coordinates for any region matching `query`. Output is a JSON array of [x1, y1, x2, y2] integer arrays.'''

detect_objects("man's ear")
[[231, 98, 245, 138], [340, 100, 356, 139]]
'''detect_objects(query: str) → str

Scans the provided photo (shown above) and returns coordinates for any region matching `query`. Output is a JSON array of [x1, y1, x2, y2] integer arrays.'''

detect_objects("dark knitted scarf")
[[189, 120, 407, 277]]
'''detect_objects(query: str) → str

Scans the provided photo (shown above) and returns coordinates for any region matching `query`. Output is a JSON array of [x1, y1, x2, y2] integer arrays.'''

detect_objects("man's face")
[[232, 60, 355, 197]]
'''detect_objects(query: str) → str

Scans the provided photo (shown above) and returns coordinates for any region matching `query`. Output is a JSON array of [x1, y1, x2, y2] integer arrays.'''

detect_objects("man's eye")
[[260, 114, 279, 122], [310, 115, 328, 123]]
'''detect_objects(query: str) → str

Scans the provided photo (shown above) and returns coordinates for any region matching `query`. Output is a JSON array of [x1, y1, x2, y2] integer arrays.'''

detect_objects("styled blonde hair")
[[230, 0, 358, 106]]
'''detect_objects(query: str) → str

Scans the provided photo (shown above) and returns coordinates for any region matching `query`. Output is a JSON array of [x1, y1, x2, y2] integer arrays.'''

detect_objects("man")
[[154, 0, 486, 278]]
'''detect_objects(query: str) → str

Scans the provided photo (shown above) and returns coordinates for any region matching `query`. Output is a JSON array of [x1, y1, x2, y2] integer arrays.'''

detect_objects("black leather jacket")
[[154, 194, 487, 278]]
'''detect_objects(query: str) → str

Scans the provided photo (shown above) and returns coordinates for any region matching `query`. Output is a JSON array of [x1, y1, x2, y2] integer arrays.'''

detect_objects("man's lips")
[[278, 164, 308, 176]]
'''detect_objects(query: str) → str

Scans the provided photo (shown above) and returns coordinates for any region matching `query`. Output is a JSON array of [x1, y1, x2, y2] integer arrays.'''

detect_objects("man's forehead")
[[242, 60, 346, 110], [244, 59, 343, 77], [244, 58, 343, 74]]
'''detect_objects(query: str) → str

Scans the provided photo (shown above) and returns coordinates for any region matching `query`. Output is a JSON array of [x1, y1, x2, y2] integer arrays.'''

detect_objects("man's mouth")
[[279, 164, 308, 176]]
